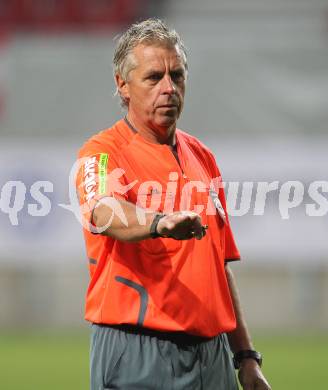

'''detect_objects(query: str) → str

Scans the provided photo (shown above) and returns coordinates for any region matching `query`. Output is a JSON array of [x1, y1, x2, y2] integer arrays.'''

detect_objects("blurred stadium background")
[[0, 0, 327, 389]]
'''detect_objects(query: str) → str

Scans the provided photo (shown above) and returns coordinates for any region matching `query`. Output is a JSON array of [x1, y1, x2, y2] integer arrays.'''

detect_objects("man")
[[76, 18, 271, 390]]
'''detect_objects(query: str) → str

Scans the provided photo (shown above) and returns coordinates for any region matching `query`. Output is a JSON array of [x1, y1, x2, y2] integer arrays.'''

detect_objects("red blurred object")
[[0, 0, 21, 30], [22, 0, 74, 29], [79, 0, 146, 26], [0, 0, 148, 31]]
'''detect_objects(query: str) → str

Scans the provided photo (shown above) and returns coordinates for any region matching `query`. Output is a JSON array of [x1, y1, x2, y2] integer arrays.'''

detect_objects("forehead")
[[132, 43, 185, 72]]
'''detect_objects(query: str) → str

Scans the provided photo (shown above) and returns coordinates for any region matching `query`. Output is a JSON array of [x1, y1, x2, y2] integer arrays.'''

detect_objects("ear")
[[115, 73, 130, 103]]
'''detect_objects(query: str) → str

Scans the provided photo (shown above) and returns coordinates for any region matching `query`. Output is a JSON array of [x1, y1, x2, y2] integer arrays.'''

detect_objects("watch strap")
[[150, 214, 166, 238], [233, 349, 262, 369]]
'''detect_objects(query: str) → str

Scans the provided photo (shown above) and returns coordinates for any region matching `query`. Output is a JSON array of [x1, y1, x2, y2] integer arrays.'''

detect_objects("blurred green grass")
[[0, 330, 327, 389], [251, 333, 328, 390]]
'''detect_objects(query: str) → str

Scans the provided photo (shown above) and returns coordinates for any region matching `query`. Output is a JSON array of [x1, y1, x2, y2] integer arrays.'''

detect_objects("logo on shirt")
[[83, 156, 97, 202], [209, 187, 227, 224], [83, 154, 108, 203]]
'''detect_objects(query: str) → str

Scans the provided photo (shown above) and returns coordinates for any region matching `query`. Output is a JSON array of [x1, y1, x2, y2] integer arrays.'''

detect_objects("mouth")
[[158, 104, 178, 109]]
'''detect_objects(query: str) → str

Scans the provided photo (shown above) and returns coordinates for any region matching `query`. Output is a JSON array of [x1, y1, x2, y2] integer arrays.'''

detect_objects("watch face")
[[233, 357, 240, 370]]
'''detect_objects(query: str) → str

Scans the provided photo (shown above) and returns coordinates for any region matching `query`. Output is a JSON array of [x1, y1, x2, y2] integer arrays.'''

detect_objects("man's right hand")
[[156, 211, 206, 240], [93, 197, 207, 242]]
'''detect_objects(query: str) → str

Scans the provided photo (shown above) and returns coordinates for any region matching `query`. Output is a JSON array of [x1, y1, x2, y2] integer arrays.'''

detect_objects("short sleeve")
[[205, 148, 241, 262], [216, 181, 241, 262], [224, 220, 241, 262], [75, 143, 128, 231]]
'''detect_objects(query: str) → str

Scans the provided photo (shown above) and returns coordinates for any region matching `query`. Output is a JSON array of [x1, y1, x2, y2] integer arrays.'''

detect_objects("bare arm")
[[225, 263, 271, 390], [92, 196, 206, 242], [225, 263, 253, 352]]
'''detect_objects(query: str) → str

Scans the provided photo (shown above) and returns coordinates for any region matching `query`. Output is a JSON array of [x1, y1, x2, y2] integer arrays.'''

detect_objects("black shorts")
[[90, 324, 238, 390]]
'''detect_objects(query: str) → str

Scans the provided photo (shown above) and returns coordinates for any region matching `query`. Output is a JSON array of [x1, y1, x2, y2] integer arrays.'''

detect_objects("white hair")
[[113, 18, 188, 107]]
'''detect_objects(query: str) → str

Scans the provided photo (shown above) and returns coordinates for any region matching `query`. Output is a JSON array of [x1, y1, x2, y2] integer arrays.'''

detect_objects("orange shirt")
[[76, 119, 240, 337]]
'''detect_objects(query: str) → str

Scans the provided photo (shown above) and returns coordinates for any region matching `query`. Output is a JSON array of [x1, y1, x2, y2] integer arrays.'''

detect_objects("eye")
[[148, 73, 162, 81], [171, 71, 185, 82]]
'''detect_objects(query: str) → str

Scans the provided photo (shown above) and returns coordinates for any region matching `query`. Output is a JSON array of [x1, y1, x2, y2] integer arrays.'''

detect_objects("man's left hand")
[[238, 359, 271, 390]]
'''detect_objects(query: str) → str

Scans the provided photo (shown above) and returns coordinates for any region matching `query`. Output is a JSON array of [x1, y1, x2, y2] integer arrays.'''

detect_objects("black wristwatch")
[[233, 350, 263, 369], [149, 214, 166, 238]]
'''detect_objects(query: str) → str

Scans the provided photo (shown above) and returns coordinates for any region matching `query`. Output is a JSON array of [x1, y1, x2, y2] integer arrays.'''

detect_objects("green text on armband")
[[98, 153, 109, 195]]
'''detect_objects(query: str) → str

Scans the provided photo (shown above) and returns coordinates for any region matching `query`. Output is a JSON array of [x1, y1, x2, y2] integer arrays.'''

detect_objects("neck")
[[126, 112, 176, 146]]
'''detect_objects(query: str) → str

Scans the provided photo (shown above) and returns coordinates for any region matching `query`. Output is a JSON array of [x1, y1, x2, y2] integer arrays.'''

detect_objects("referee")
[[76, 19, 271, 390]]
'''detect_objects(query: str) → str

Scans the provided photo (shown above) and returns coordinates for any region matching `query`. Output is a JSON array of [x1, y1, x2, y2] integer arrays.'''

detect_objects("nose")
[[161, 74, 176, 95]]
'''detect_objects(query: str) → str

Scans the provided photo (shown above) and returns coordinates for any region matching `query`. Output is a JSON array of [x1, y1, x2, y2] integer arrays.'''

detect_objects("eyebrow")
[[144, 68, 185, 77]]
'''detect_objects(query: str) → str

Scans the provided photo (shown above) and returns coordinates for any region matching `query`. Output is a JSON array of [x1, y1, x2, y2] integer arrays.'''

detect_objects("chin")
[[156, 115, 178, 128]]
